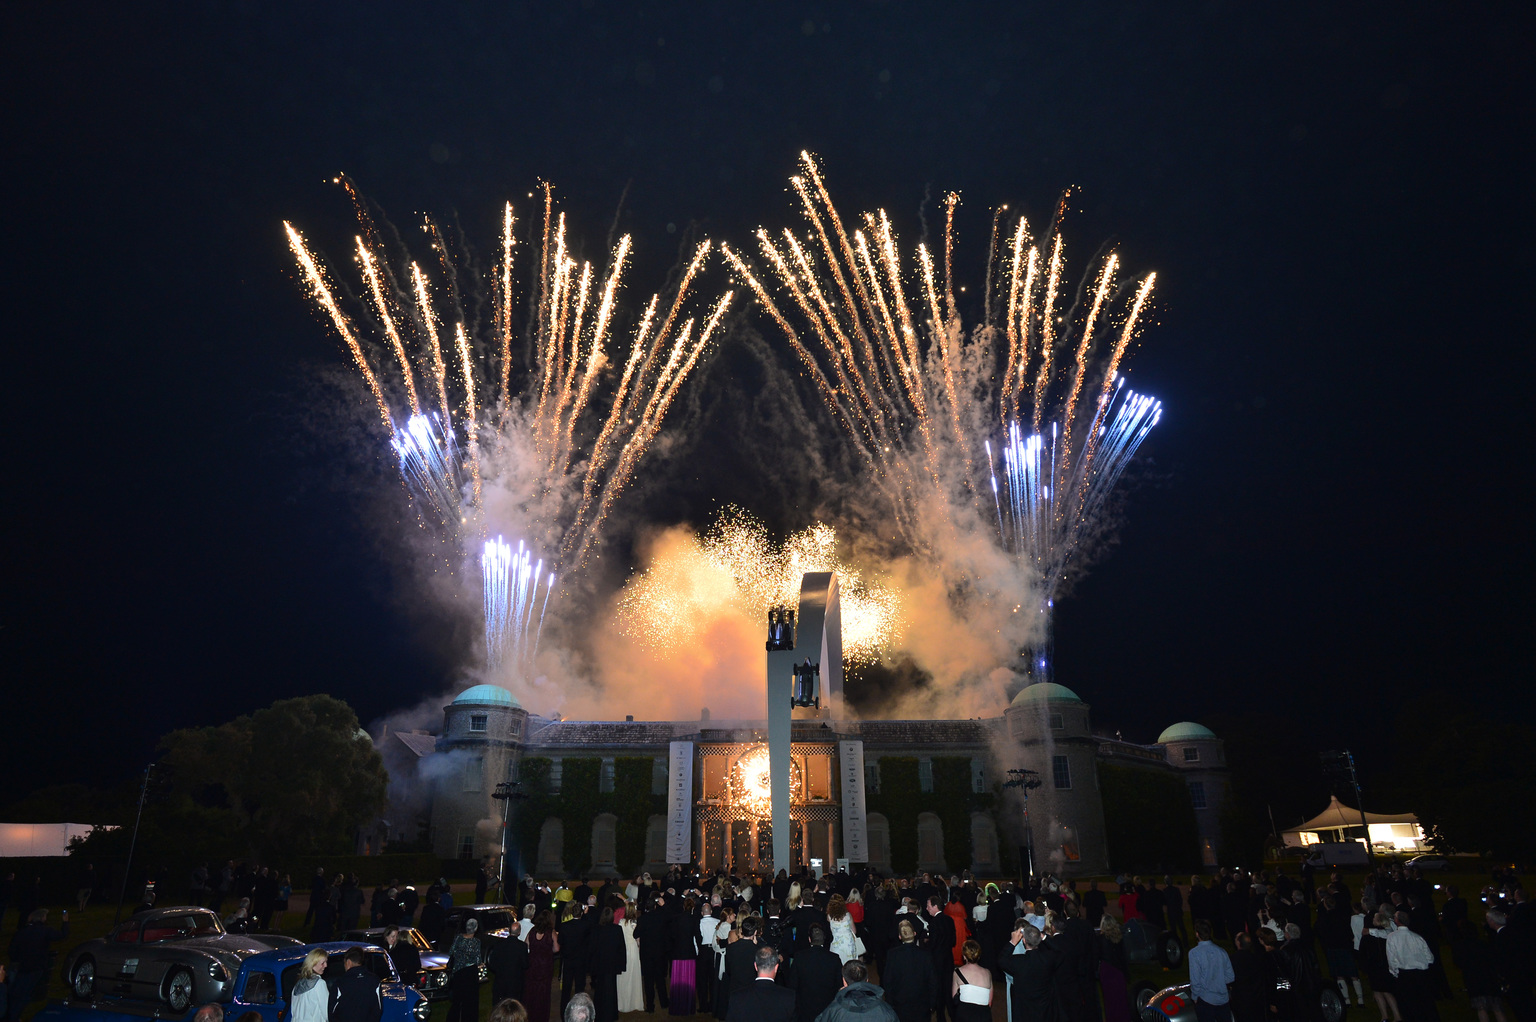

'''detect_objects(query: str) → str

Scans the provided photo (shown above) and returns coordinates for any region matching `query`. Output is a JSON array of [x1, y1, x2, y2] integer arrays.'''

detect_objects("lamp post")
[[114, 762, 154, 926], [1004, 768, 1043, 885], [491, 780, 528, 903], [1321, 750, 1372, 863]]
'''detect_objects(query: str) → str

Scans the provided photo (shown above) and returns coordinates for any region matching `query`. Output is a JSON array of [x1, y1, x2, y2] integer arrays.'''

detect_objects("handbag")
[[853, 935, 867, 957]]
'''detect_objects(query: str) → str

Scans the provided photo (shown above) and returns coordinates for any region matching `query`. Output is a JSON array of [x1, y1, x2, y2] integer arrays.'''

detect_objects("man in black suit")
[[1082, 880, 1108, 928], [924, 895, 957, 1022], [588, 907, 628, 1022], [788, 927, 843, 1022], [635, 898, 671, 1013], [485, 928, 528, 1006], [727, 944, 796, 1022], [1054, 900, 1100, 1022], [330, 948, 383, 1022], [999, 922, 1062, 1022], [882, 917, 935, 1022]]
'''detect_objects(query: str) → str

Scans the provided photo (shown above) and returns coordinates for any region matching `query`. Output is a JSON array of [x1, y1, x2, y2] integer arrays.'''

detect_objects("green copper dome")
[[452, 684, 520, 707], [1010, 682, 1084, 706], [1157, 721, 1217, 743]]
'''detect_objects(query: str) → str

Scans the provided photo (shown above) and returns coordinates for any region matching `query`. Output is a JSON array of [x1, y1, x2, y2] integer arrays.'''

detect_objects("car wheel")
[[164, 966, 195, 1014], [1157, 932, 1185, 968], [1320, 986, 1345, 1022], [1133, 983, 1159, 1010], [70, 957, 96, 999]]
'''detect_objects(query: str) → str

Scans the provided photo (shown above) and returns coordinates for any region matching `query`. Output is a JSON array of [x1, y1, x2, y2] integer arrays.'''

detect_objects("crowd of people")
[[1, 860, 1532, 1022], [411, 862, 1535, 1022]]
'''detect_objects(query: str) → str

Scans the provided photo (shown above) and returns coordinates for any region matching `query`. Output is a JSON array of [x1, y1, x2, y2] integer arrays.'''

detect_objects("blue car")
[[40, 942, 430, 1022]]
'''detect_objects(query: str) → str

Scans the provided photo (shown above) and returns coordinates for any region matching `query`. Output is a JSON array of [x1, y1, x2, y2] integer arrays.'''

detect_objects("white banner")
[[665, 741, 694, 864], [838, 740, 869, 863]]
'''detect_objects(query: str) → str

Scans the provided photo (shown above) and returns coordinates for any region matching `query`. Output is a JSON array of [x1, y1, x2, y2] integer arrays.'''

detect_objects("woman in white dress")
[[616, 899, 644, 1013], [827, 894, 858, 963]]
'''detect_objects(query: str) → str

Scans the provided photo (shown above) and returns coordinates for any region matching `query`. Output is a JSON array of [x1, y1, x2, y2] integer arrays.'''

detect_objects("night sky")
[[6, 1, 1530, 801]]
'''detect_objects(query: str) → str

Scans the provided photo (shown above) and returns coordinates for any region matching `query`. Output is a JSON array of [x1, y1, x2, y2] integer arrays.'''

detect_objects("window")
[[1049, 713, 1064, 730], [1052, 754, 1071, 789], [549, 758, 562, 793], [469, 714, 488, 733], [600, 758, 615, 793], [917, 812, 944, 870], [651, 758, 668, 795], [242, 972, 276, 1005], [1183, 746, 1200, 762], [866, 759, 881, 795], [591, 813, 618, 867], [1188, 781, 1207, 809], [463, 754, 484, 792], [457, 831, 476, 859], [919, 757, 933, 793]]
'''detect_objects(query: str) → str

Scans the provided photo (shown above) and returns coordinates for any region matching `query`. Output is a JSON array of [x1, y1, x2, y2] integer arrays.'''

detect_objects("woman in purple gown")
[[523, 910, 559, 1022]]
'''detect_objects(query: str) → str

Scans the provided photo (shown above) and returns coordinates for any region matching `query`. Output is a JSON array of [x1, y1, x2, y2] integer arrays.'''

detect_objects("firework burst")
[[286, 179, 732, 674], [723, 153, 1162, 686], [618, 508, 899, 665]]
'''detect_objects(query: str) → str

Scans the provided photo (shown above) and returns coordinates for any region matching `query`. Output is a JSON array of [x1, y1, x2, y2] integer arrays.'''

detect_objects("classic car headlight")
[[412, 998, 431, 1022]]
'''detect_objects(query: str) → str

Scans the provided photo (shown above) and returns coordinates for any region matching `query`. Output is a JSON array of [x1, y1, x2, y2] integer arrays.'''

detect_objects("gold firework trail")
[[723, 152, 1159, 573], [285, 182, 732, 574]]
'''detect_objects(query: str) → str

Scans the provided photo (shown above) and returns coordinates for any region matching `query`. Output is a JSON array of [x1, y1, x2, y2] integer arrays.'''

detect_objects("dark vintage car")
[[43, 942, 429, 1022], [1123, 918, 1185, 968], [338, 927, 473, 1000], [62, 907, 299, 1013], [1137, 979, 1344, 1022], [437, 905, 518, 947]]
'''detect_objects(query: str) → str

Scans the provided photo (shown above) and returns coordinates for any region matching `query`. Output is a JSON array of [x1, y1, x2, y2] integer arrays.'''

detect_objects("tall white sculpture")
[[765, 571, 842, 871]]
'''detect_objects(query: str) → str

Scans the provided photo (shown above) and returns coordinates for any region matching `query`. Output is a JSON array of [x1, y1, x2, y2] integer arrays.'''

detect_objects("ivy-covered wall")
[[1099, 762, 1202, 872], [865, 756, 994, 873], [512, 755, 666, 877]]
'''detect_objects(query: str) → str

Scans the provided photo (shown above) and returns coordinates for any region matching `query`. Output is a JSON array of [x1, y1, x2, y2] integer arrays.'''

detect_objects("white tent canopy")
[[1281, 796, 1427, 852], [0, 822, 106, 857]]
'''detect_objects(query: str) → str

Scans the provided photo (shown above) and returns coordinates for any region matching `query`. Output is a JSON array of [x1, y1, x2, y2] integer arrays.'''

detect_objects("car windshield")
[[146, 912, 223, 940], [476, 911, 514, 933], [406, 930, 433, 953]]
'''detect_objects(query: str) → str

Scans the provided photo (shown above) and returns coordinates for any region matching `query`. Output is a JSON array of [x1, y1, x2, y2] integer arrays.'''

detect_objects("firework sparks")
[[725, 153, 1162, 688], [618, 508, 899, 664], [286, 181, 731, 675], [481, 536, 553, 674]]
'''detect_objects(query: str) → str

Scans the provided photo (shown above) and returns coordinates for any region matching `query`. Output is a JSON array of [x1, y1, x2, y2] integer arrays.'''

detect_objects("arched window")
[[917, 812, 945, 872], [644, 815, 667, 868], [866, 813, 891, 872], [536, 817, 564, 875], [970, 813, 1000, 871], [591, 813, 618, 870]]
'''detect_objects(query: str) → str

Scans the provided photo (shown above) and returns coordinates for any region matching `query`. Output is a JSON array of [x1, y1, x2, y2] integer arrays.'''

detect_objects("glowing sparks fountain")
[[725, 152, 1163, 693], [286, 180, 731, 677]]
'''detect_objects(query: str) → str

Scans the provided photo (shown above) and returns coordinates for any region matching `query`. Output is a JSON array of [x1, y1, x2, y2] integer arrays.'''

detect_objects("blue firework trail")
[[481, 536, 555, 673]]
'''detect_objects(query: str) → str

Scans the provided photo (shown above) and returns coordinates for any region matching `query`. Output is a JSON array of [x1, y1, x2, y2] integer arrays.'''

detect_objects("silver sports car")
[[64, 906, 299, 1013]]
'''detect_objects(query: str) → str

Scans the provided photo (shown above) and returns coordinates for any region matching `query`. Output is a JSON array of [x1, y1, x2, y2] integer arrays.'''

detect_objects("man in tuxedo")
[[999, 922, 1063, 1022], [788, 927, 843, 1022], [485, 927, 528, 1006], [924, 895, 957, 1022], [727, 944, 795, 1022]]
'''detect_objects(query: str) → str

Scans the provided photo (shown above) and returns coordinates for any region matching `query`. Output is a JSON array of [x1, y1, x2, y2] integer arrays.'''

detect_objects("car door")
[[99, 923, 140, 995], [234, 966, 280, 1022]]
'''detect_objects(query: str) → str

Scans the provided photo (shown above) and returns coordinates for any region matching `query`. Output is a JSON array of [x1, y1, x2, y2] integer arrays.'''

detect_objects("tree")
[[1390, 699, 1536, 860], [158, 694, 388, 856]]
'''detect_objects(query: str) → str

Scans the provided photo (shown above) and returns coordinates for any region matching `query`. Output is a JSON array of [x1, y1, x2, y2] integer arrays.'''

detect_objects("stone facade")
[[380, 682, 1227, 877]]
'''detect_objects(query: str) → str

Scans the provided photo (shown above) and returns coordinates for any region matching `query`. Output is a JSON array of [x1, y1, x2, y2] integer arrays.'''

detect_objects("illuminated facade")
[[378, 683, 1228, 877]]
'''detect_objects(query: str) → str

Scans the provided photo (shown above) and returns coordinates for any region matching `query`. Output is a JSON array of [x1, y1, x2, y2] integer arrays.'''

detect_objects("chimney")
[[700, 707, 711, 721], [625, 715, 634, 722]]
